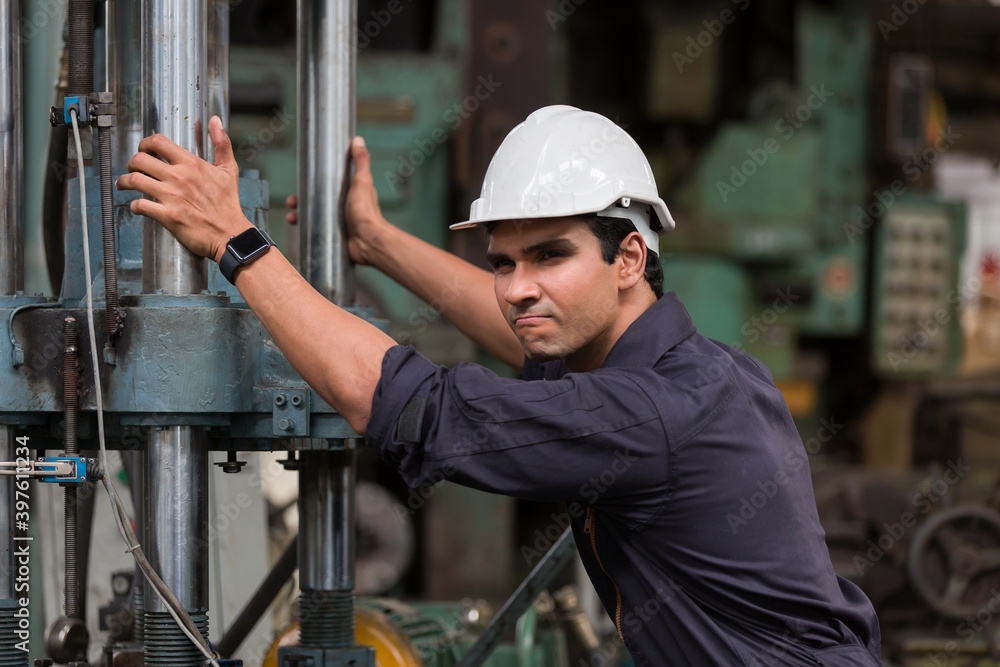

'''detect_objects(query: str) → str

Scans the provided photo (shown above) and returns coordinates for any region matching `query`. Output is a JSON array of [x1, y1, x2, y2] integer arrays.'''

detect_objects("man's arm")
[[115, 117, 394, 434], [304, 138, 524, 371]]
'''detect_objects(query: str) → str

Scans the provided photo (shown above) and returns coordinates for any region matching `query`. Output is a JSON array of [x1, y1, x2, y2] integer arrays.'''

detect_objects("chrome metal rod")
[[141, 0, 209, 295], [297, 0, 357, 305], [0, 0, 23, 296], [144, 427, 209, 613], [206, 0, 230, 164], [299, 450, 355, 592], [110, 0, 143, 167], [298, 449, 357, 649]]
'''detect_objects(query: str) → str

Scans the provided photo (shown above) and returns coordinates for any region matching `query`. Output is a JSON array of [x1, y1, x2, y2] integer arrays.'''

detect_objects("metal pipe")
[[0, 7, 23, 661], [121, 450, 145, 642], [144, 428, 208, 611], [297, 0, 357, 305], [0, 0, 23, 296], [109, 0, 143, 167], [143, 427, 209, 666], [298, 450, 356, 649], [141, 0, 208, 296], [299, 451, 355, 591], [206, 0, 230, 164], [296, 0, 358, 650], [139, 4, 213, 664]]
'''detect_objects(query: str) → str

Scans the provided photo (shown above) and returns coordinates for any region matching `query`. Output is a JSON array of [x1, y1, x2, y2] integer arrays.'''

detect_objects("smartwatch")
[[219, 227, 274, 285]]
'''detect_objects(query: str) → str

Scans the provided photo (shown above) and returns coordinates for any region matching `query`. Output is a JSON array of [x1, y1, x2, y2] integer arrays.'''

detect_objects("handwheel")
[[908, 506, 1000, 620]]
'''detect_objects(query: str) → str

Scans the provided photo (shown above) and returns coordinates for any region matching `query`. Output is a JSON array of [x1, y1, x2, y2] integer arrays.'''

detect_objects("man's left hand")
[[115, 115, 250, 263]]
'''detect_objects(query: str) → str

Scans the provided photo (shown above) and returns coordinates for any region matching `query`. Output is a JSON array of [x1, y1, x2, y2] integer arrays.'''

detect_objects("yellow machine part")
[[262, 606, 423, 667]]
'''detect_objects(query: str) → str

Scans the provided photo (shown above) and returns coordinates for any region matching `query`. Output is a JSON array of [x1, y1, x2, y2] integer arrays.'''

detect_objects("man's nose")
[[504, 265, 541, 305]]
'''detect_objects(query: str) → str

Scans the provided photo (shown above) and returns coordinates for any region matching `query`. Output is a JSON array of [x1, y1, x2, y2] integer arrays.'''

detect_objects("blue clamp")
[[63, 96, 89, 124], [40, 457, 87, 484], [218, 661, 243, 667]]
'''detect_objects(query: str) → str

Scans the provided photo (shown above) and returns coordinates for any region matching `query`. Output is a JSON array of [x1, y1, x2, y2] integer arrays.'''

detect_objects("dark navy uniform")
[[365, 293, 882, 666]]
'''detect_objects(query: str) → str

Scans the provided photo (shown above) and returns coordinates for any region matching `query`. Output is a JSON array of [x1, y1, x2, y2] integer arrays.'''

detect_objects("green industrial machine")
[[667, 4, 871, 387]]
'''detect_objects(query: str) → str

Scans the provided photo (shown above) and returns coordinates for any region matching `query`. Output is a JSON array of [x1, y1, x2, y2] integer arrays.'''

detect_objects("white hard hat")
[[450, 105, 675, 255]]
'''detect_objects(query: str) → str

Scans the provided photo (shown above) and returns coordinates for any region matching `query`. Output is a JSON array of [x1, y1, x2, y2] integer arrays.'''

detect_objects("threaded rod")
[[63, 318, 81, 620], [299, 590, 354, 649], [67, 0, 93, 97], [0, 604, 27, 666], [98, 125, 122, 336], [143, 610, 208, 667]]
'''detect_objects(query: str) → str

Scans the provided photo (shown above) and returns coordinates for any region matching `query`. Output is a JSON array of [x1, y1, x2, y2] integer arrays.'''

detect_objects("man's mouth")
[[514, 314, 550, 326]]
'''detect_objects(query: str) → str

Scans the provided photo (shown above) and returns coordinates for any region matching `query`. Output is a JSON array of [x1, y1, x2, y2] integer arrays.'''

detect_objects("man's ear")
[[618, 232, 647, 291]]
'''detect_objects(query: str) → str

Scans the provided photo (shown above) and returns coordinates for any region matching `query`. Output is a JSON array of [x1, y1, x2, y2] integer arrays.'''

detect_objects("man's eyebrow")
[[523, 238, 578, 255], [485, 249, 509, 266], [486, 238, 578, 266]]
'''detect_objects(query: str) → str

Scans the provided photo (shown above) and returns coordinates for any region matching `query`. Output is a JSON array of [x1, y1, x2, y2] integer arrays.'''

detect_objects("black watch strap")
[[219, 246, 241, 285]]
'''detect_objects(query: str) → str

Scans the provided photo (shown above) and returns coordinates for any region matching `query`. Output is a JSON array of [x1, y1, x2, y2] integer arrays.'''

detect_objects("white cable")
[[70, 110, 222, 667]]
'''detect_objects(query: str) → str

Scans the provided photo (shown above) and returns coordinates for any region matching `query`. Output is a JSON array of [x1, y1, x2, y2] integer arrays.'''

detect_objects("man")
[[117, 105, 881, 665]]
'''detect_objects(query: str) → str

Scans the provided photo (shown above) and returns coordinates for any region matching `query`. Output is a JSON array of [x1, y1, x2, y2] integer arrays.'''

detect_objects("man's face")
[[486, 217, 621, 368]]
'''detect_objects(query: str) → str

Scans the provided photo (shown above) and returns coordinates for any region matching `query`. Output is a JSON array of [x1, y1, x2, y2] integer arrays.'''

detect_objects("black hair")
[[484, 216, 664, 298], [583, 215, 664, 298]]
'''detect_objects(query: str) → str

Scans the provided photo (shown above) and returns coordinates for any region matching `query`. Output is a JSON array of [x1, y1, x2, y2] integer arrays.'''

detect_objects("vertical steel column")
[[298, 450, 356, 648], [206, 0, 230, 162], [297, 0, 356, 304], [141, 0, 209, 296], [0, 0, 25, 664], [297, 0, 359, 653], [140, 2, 211, 665], [0, 0, 23, 295], [110, 1, 146, 641], [143, 428, 209, 666], [110, 0, 143, 167]]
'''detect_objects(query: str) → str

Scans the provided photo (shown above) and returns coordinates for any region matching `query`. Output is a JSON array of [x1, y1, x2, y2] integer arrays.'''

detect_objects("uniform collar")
[[601, 292, 697, 368]]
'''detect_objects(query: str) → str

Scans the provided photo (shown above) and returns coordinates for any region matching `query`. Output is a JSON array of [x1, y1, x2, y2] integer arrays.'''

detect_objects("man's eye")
[[491, 260, 513, 272], [539, 251, 563, 261]]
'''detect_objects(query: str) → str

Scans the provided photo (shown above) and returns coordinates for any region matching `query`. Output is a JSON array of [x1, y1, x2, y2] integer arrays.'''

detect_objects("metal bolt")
[[291, 394, 303, 408], [274, 394, 287, 407], [112, 574, 131, 596], [215, 451, 247, 474], [278, 418, 295, 431]]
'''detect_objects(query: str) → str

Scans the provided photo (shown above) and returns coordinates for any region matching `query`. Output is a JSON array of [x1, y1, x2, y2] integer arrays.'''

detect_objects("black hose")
[[63, 317, 81, 620], [67, 0, 93, 97], [217, 537, 298, 658], [98, 126, 122, 336]]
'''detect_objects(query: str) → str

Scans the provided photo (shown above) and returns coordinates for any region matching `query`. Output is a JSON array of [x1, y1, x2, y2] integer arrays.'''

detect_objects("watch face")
[[229, 228, 269, 261]]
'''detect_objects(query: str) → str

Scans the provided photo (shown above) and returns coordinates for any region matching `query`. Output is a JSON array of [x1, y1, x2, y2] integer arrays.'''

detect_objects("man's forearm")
[[364, 223, 524, 371], [232, 247, 395, 435]]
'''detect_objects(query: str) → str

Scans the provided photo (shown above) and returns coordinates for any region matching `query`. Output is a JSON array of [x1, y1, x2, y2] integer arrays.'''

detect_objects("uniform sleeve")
[[365, 345, 670, 509]]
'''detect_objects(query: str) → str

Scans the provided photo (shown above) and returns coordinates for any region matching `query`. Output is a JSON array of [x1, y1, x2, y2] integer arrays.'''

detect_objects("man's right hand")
[[285, 136, 386, 267], [288, 134, 524, 370]]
